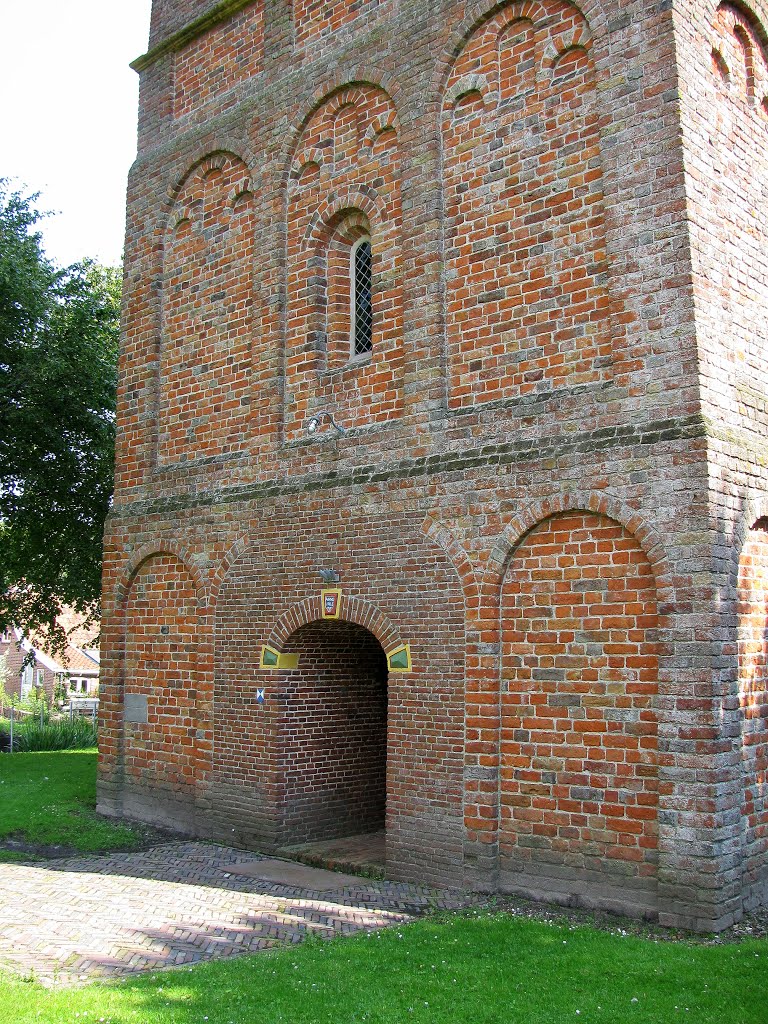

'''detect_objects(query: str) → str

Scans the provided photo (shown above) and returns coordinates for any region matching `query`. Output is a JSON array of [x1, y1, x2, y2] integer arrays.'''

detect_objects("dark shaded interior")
[[278, 620, 388, 845]]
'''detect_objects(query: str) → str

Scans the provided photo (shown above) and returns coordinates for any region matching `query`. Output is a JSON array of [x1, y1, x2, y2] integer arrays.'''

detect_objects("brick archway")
[[265, 593, 405, 658], [276, 618, 389, 849]]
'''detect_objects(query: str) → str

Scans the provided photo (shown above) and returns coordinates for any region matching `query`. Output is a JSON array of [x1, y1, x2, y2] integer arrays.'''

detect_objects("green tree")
[[0, 181, 120, 651]]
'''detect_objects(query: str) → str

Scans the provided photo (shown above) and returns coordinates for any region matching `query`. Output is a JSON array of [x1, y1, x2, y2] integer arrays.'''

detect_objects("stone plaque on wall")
[[124, 693, 148, 724]]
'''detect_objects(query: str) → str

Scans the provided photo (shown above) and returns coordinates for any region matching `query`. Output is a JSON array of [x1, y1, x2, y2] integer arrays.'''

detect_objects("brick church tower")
[[99, 0, 768, 930]]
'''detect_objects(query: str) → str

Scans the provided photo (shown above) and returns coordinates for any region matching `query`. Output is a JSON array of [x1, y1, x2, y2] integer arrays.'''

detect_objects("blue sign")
[[256, 689, 265, 705]]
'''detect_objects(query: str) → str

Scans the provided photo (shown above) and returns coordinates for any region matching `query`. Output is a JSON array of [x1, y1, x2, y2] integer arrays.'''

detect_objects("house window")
[[351, 237, 373, 356], [21, 665, 34, 700]]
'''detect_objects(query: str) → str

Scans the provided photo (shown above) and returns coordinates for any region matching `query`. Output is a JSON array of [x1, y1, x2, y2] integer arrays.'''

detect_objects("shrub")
[[22, 690, 51, 723], [11, 718, 97, 752]]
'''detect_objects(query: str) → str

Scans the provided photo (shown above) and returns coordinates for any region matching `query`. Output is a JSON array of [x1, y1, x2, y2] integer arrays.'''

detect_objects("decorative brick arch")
[[421, 514, 481, 610], [438, 0, 613, 413], [714, 497, 768, 775], [458, 492, 670, 880], [732, 497, 768, 898], [494, 495, 663, 897], [106, 541, 207, 820], [727, 497, 768, 597], [163, 144, 258, 210], [265, 594, 405, 657], [711, 0, 768, 125], [281, 75, 405, 440], [484, 491, 674, 607], [165, 156, 255, 234], [444, 73, 491, 109], [304, 187, 382, 245], [159, 149, 257, 465], [280, 73, 404, 187], [114, 541, 208, 613], [713, 0, 768, 57], [430, 0, 607, 105], [210, 533, 252, 610]]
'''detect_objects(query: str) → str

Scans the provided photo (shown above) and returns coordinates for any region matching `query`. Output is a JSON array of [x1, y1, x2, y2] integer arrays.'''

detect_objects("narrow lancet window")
[[351, 237, 373, 356]]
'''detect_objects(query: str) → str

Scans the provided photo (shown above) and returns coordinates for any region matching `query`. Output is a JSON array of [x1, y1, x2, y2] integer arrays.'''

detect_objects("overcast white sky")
[[1, 1, 153, 268]]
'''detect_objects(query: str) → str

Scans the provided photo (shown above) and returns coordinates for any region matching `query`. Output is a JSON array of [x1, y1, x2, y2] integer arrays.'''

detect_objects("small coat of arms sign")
[[321, 588, 342, 619]]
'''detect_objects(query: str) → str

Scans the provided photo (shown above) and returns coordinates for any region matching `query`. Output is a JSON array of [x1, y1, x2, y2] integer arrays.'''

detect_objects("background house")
[[0, 612, 100, 707]]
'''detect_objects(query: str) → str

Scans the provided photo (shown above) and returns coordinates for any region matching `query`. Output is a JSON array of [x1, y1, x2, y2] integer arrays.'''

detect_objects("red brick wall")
[[208, 510, 466, 882], [122, 554, 199, 819], [500, 512, 659, 897], [174, 2, 264, 120], [442, 2, 612, 409], [285, 84, 403, 440], [681, 2, 768, 431], [738, 519, 768, 900], [674, 0, 768, 920], [160, 154, 255, 465], [149, 0, 210, 47], [279, 620, 387, 844], [100, 0, 768, 929], [293, 0, 394, 50]]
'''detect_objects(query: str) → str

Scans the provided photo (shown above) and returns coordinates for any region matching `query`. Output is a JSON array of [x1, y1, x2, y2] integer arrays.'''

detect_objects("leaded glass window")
[[351, 237, 373, 356]]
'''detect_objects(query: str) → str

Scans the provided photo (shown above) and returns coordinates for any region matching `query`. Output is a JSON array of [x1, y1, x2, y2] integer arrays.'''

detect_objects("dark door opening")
[[278, 619, 388, 847]]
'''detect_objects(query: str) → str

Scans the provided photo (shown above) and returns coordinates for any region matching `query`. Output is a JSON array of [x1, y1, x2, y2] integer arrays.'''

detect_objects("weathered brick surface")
[[173, 2, 264, 120], [100, 0, 768, 930], [161, 154, 255, 463], [294, 0, 395, 50], [442, 3, 612, 408], [499, 512, 660, 913], [119, 553, 199, 824], [205, 512, 466, 886], [738, 520, 768, 908], [285, 83, 404, 437]]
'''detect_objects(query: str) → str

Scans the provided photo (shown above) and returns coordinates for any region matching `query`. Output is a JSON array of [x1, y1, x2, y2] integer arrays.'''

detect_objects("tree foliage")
[[0, 181, 120, 651]]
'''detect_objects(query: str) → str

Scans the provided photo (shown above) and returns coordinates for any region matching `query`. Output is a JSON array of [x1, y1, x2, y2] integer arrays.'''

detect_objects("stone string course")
[[100, 0, 768, 932]]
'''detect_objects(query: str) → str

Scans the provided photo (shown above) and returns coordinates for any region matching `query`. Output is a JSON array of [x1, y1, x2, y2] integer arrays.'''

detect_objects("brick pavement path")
[[0, 843, 473, 986]]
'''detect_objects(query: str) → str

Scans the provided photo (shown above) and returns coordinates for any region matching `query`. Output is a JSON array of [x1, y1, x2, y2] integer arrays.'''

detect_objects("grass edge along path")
[[0, 749, 147, 855], [1, 911, 767, 1024]]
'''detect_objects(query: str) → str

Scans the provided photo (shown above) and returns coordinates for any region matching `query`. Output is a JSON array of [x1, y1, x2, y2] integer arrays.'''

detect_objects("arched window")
[[351, 237, 373, 356]]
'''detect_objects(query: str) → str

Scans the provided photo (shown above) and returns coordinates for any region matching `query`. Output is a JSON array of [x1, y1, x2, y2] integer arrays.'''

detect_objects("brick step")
[[277, 831, 386, 882]]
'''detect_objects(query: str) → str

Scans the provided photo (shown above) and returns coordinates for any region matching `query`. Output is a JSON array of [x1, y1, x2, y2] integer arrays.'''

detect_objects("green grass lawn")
[[0, 750, 766, 1022], [0, 749, 146, 856], [1, 912, 767, 1023]]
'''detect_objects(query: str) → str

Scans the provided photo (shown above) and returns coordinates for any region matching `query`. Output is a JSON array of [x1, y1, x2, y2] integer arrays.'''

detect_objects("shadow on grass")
[[5, 912, 768, 1024]]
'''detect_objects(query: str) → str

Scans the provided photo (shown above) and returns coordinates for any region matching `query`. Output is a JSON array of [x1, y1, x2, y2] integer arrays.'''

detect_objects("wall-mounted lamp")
[[305, 411, 347, 437]]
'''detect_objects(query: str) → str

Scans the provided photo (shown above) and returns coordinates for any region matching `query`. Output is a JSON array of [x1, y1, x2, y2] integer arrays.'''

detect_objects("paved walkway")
[[0, 843, 472, 986]]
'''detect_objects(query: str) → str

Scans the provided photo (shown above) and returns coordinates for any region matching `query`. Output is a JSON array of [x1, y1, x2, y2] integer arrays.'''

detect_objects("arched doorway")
[[278, 619, 388, 847]]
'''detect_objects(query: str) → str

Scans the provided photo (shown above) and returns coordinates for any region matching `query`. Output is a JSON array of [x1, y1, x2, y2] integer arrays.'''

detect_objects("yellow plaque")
[[387, 644, 412, 673], [260, 646, 300, 671]]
